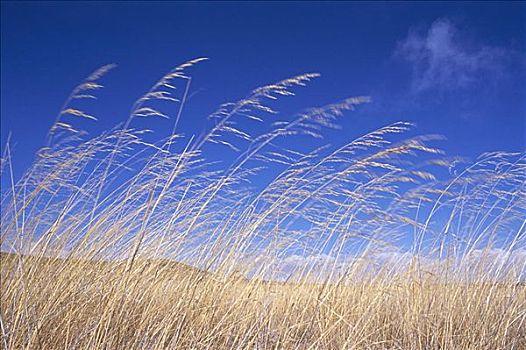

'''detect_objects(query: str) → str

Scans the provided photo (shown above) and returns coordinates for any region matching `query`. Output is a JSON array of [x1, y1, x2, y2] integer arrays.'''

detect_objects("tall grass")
[[1, 60, 525, 349]]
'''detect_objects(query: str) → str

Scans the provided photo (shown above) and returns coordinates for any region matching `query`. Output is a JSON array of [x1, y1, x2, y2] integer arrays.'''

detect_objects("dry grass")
[[1, 60, 525, 349]]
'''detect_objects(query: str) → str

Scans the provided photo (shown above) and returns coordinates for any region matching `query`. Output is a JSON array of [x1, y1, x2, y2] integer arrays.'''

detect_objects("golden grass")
[[1, 60, 525, 349], [2, 252, 524, 349]]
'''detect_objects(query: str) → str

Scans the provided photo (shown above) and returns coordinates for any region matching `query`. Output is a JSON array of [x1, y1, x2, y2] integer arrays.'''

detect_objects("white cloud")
[[461, 247, 526, 280], [275, 254, 336, 281], [396, 18, 508, 93], [266, 247, 526, 282]]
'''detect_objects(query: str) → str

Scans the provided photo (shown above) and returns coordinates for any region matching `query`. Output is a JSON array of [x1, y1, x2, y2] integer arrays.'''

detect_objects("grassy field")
[[1, 61, 525, 349], [1, 252, 525, 349]]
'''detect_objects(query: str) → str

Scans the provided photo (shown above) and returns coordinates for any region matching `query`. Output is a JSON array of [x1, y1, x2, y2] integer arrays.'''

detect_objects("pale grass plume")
[[1, 61, 525, 350]]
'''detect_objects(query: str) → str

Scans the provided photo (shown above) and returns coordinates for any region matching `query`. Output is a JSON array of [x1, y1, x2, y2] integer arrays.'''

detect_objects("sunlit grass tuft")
[[1, 60, 525, 349]]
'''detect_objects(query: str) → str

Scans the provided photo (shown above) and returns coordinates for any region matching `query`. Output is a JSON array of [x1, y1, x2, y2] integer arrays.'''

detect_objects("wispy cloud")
[[396, 18, 508, 93]]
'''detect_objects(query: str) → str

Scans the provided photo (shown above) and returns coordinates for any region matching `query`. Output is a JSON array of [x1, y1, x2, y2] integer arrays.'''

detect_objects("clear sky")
[[1, 1, 525, 179]]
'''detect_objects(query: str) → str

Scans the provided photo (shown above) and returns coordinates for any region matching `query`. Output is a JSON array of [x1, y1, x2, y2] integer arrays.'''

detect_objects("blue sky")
[[1, 1, 525, 179], [1, 2, 525, 277]]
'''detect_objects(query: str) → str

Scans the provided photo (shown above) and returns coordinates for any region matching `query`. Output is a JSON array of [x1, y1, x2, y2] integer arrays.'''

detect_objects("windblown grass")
[[1, 59, 525, 349]]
